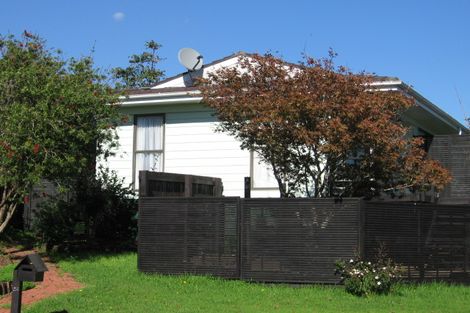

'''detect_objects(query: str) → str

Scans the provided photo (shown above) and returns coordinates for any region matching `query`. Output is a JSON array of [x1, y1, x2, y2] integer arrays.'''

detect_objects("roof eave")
[[402, 83, 468, 134], [120, 77, 468, 135], [119, 90, 202, 107]]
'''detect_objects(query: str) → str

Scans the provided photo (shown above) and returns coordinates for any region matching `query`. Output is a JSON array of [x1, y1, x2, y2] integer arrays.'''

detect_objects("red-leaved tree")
[[199, 51, 451, 197]]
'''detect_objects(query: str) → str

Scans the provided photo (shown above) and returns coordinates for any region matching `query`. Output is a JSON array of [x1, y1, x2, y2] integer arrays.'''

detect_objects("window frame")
[[132, 113, 166, 189]]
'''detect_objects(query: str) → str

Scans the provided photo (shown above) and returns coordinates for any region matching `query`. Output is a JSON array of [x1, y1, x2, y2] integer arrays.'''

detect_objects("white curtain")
[[136, 152, 162, 172], [136, 116, 163, 150], [135, 116, 163, 189]]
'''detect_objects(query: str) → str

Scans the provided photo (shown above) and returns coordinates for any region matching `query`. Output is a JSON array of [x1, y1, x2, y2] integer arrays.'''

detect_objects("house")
[[107, 52, 467, 198]]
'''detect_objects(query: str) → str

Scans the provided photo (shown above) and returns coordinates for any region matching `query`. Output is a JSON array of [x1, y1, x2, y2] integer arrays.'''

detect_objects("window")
[[251, 152, 278, 189], [134, 115, 164, 188]]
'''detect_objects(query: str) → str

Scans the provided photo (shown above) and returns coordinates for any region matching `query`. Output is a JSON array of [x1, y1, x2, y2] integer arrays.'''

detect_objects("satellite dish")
[[178, 48, 204, 72]]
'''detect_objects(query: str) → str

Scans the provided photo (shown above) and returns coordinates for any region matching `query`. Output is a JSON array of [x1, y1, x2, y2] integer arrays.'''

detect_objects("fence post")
[[184, 176, 193, 197], [244, 177, 251, 198], [417, 207, 425, 280], [464, 211, 470, 274], [237, 197, 243, 280], [359, 199, 365, 259], [138, 171, 146, 197]]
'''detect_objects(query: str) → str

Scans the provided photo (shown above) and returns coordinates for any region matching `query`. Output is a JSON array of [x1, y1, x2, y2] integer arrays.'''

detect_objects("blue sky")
[[1, 0, 469, 124]]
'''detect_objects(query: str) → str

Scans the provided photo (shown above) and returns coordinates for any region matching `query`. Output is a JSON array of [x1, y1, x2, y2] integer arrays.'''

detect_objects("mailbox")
[[13, 254, 48, 282], [11, 254, 48, 313]]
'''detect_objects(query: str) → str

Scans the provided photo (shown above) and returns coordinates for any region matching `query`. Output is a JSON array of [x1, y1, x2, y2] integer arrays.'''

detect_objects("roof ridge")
[[151, 51, 250, 88]]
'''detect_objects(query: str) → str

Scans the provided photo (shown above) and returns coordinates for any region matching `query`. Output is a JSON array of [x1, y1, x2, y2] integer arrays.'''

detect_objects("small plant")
[[335, 250, 401, 296]]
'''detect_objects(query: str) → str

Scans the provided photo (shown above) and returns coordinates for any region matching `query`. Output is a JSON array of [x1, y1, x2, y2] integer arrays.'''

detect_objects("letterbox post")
[[10, 279, 22, 313]]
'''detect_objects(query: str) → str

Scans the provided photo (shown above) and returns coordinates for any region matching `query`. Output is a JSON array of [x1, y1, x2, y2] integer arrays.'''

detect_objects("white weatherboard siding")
[[165, 111, 248, 196], [105, 118, 134, 188], [106, 103, 280, 197]]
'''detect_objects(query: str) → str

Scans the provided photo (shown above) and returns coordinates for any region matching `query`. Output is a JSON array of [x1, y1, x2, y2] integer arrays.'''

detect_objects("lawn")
[[18, 253, 470, 313]]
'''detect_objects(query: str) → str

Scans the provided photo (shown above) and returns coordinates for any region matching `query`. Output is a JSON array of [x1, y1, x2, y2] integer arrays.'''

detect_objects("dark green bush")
[[33, 168, 137, 250], [85, 169, 138, 244], [32, 199, 80, 249]]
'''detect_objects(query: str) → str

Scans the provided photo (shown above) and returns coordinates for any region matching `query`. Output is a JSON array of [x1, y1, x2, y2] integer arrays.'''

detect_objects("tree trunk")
[[0, 203, 18, 234]]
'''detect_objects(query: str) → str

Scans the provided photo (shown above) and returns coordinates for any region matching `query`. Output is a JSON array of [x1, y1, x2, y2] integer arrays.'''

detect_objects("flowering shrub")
[[335, 256, 401, 296]]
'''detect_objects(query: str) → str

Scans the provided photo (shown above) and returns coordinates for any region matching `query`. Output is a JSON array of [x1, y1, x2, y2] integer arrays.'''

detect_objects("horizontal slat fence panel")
[[139, 197, 470, 283], [240, 198, 362, 283], [428, 135, 470, 201], [138, 197, 240, 278], [364, 201, 470, 282]]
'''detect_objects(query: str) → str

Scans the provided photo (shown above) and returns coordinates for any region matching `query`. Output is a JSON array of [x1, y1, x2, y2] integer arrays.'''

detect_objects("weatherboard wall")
[[105, 103, 279, 197]]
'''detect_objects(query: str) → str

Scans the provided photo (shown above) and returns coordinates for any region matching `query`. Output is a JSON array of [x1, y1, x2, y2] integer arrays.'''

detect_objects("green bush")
[[335, 254, 401, 297], [32, 199, 80, 249], [85, 169, 138, 244], [33, 168, 137, 250]]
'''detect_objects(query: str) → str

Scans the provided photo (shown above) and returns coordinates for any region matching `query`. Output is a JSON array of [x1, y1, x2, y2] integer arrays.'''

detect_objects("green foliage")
[[32, 198, 80, 249], [79, 167, 138, 244], [33, 168, 137, 249], [0, 31, 119, 233], [335, 255, 401, 297], [112, 40, 165, 89]]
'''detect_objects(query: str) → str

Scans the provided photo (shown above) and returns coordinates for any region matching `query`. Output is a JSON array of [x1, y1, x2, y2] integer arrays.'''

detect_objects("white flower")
[[382, 267, 387, 270], [349, 259, 354, 263], [375, 276, 379, 280], [367, 262, 371, 265], [377, 281, 381, 286], [372, 269, 376, 273]]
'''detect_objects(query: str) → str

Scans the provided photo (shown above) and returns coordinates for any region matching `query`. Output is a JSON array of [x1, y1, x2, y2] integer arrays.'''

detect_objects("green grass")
[[0, 263, 16, 282], [20, 253, 470, 313]]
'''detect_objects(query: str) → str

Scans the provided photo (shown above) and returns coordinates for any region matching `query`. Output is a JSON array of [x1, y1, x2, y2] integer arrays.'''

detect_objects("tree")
[[199, 51, 451, 198], [0, 32, 119, 233], [112, 40, 165, 89]]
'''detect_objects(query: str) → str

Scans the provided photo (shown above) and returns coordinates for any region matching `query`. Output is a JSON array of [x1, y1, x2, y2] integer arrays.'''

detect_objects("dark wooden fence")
[[139, 197, 362, 283], [138, 197, 240, 278], [240, 198, 361, 283], [364, 201, 470, 282], [138, 197, 470, 283], [428, 134, 470, 204], [139, 171, 223, 198]]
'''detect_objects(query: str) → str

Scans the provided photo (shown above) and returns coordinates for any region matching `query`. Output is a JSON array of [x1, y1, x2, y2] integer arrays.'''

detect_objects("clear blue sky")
[[1, 0, 469, 124]]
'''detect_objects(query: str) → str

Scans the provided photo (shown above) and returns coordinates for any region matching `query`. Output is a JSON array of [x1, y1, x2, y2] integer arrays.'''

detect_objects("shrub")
[[335, 254, 401, 297], [32, 199, 80, 249], [85, 169, 138, 244], [33, 168, 137, 250]]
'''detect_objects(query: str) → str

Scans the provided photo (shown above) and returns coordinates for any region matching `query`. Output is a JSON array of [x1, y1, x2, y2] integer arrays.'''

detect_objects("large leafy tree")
[[199, 51, 451, 198], [112, 40, 165, 89], [0, 32, 119, 233]]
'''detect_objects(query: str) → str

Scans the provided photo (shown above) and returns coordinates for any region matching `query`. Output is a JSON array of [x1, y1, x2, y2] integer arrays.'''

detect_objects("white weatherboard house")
[[108, 52, 467, 198]]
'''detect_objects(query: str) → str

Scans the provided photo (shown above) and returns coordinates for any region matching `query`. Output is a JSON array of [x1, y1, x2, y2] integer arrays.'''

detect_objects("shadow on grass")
[[47, 248, 135, 264], [0, 228, 36, 252]]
